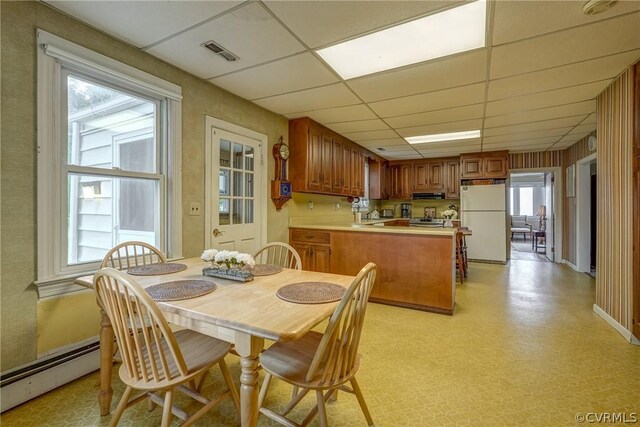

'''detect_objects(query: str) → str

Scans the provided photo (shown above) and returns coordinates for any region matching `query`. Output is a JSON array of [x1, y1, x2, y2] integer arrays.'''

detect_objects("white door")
[[206, 127, 262, 254], [545, 172, 554, 261]]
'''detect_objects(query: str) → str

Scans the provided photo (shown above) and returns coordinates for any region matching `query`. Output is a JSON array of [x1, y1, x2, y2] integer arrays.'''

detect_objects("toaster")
[[381, 209, 395, 218]]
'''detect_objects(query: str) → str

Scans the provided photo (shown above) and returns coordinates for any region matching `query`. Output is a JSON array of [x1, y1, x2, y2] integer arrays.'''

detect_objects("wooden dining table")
[[75, 257, 356, 427]]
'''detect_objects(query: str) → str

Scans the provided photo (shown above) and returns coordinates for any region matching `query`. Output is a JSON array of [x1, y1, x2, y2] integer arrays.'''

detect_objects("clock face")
[[279, 144, 290, 160]]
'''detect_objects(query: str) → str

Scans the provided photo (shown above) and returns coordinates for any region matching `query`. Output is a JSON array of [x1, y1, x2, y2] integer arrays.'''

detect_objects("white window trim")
[[35, 30, 182, 299]]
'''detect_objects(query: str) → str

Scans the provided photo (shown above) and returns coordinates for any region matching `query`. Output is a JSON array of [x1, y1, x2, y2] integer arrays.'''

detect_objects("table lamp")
[[536, 205, 546, 230]]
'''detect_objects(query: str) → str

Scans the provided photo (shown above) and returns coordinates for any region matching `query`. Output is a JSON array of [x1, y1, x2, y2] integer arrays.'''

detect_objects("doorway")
[[509, 168, 563, 263], [204, 116, 267, 253], [576, 153, 597, 274]]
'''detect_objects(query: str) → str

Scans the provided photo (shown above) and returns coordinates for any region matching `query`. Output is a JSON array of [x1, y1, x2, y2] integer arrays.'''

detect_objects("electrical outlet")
[[335, 202, 341, 210], [189, 202, 201, 216], [307, 201, 313, 210]]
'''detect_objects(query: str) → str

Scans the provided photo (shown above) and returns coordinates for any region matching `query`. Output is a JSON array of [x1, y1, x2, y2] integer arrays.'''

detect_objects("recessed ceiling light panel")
[[316, 0, 486, 80], [405, 130, 481, 144]]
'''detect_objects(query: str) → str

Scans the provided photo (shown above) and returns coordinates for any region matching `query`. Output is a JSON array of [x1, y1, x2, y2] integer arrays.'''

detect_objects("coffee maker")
[[400, 203, 412, 218]]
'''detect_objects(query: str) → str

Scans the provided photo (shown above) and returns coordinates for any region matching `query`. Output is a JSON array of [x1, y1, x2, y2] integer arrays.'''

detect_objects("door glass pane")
[[233, 171, 243, 197], [220, 140, 231, 167], [245, 199, 254, 224], [245, 173, 254, 197], [219, 199, 230, 225], [67, 173, 158, 264], [245, 146, 254, 171], [219, 170, 230, 196], [233, 199, 243, 224], [67, 75, 156, 173], [233, 143, 243, 169]]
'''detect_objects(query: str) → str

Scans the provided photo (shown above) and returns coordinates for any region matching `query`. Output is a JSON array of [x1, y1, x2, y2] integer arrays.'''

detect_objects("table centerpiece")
[[201, 249, 255, 282]]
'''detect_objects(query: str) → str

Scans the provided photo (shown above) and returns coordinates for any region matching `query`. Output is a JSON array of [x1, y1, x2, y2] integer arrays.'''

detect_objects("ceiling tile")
[[490, 12, 640, 79], [355, 138, 408, 148], [484, 141, 554, 151], [147, 2, 304, 79], [342, 129, 399, 141], [492, 1, 640, 45], [420, 150, 463, 158], [486, 81, 608, 117], [566, 123, 597, 136], [348, 50, 486, 102], [285, 104, 377, 123], [411, 139, 481, 151], [396, 119, 483, 137], [209, 53, 338, 100], [488, 50, 640, 101], [384, 104, 484, 129], [45, 1, 242, 48], [485, 126, 572, 141], [253, 83, 360, 115], [264, 0, 459, 49], [483, 136, 560, 146], [369, 83, 485, 118], [484, 102, 594, 128], [325, 119, 390, 134], [374, 144, 416, 152], [582, 113, 597, 125]]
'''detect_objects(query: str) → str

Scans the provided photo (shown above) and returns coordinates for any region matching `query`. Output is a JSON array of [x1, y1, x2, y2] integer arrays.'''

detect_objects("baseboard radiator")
[[0, 341, 100, 413]]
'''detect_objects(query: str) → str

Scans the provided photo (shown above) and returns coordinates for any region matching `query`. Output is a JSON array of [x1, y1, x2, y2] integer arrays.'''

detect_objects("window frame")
[[35, 30, 182, 298]]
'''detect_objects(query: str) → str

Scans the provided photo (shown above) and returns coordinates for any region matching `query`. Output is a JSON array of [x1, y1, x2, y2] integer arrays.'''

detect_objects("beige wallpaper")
[[0, 1, 287, 370]]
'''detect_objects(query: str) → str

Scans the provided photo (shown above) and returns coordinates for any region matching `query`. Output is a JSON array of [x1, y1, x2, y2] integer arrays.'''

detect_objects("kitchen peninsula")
[[290, 220, 457, 314]]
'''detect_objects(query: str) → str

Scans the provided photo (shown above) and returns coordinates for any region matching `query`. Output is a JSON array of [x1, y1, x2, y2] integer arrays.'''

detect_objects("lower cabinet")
[[289, 229, 331, 273]]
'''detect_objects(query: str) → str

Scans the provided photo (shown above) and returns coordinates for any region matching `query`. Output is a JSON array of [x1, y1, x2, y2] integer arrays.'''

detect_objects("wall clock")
[[587, 135, 597, 151], [271, 135, 292, 211]]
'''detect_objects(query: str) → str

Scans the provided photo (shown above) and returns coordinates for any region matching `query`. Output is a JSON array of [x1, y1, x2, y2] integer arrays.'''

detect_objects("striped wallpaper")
[[509, 151, 563, 169], [595, 65, 636, 333]]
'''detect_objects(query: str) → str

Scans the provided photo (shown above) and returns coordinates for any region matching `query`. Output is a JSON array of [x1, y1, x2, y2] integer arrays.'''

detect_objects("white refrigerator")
[[461, 184, 507, 263]]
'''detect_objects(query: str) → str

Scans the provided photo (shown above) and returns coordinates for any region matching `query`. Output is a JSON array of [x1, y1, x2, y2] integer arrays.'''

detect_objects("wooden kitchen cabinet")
[[289, 229, 331, 273], [369, 158, 389, 199], [413, 161, 444, 191], [460, 151, 509, 180], [389, 163, 412, 200], [446, 160, 460, 199], [289, 117, 365, 197]]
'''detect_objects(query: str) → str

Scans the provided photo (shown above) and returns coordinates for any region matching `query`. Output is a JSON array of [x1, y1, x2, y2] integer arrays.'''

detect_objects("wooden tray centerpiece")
[[201, 248, 255, 283]]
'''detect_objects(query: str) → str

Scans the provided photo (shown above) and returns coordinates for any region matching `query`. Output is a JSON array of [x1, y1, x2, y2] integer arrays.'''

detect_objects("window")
[[36, 30, 182, 297]]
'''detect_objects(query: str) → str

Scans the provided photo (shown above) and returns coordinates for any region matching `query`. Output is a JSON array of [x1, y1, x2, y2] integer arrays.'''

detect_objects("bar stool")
[[455, 231, 466, 283]]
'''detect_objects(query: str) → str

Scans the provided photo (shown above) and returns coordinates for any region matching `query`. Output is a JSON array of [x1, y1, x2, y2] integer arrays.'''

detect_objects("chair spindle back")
[[253, 242, 302, 270], [101, 241, 166, 270]]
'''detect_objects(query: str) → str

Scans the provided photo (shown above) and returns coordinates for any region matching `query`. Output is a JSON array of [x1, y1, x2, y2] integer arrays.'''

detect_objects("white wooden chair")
[[258, 262, 377, 427], [101, 241, 166, 270], [94, 268, 239, 427], [253, 242, 302, 270]]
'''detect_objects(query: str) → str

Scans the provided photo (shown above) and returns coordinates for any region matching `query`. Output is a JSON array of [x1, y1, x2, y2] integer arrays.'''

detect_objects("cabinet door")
[[460, 156, 483, 179], [351, 149, 365, 195], [332, 139, 344, 193], [413, 162, 429, 191], [291, 242, 311, 270], [357, 151, 365, 195], [342, 144, 351, 193], [321, 134, 333, 192], [306, 127, 323, 191], [483, 154, 508, 178], [400, 165, 412, 199], [310, 244, 331, 273], [446, 161, 460, 199], [428, 162, 445, 191]]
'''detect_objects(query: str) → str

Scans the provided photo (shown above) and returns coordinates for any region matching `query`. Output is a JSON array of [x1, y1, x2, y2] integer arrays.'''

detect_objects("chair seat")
[[510, 227, 530, 233], [260, 331, 360, 390], [121, 329, 231, 390]]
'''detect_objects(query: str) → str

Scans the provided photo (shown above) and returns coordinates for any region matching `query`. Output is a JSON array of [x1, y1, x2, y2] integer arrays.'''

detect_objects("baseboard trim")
[[562, 259, 579, 271], [0, 341, 100, 412], [592, 304, 638, 344]]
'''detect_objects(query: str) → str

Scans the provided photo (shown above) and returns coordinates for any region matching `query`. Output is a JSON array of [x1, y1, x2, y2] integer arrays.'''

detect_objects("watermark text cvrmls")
[[575, 412, 638, 424]]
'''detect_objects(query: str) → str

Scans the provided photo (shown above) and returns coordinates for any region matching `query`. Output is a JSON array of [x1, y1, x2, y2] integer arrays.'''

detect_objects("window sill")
[[33, 274, 93, 299]]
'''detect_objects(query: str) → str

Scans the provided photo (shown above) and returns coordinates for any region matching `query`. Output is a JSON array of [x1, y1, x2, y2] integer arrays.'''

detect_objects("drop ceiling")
[[44, 0, 640, 160]]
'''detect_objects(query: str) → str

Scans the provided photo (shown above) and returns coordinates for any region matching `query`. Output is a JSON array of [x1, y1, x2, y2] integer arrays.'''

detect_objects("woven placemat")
[[248, 264, 283, 276], [276, 282, 346, 304], [127, 263, 187, 276], [145, 280, 217, 302]]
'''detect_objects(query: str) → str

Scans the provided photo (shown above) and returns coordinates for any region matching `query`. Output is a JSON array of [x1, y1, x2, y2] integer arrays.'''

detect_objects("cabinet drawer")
[[291, 229, 331, 244]]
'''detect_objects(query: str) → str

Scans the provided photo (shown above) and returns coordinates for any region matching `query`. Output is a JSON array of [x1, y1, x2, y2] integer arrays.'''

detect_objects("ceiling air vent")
[[582, 0, 616, 15], [203, 41, 238, 62]]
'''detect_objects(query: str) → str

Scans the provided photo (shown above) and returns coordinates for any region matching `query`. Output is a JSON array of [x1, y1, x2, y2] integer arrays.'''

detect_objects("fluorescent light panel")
[[405, 130, 481, 144], [316, 0, 486, 80]]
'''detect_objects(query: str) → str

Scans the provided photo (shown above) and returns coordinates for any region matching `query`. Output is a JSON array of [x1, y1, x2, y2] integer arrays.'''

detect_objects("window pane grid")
[[219, 140, 255, 225]]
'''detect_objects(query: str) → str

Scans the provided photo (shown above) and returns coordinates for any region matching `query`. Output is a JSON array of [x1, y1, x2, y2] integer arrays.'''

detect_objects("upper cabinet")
[[460, 151, 509, 180], [413, 160, 445, 192], [446, 160, 460, 199], [289, 118, 367, 197], [369, 158, 389, 200], [388, 163, 412, 200]]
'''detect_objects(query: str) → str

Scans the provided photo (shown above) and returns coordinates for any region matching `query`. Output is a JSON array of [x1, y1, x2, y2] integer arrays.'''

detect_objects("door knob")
[[212, 228, 225, 237]]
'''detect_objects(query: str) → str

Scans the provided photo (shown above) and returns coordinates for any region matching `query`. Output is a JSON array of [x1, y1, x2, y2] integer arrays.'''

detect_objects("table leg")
[[235, 333, 265, 427], [98, 307, 114, 416]]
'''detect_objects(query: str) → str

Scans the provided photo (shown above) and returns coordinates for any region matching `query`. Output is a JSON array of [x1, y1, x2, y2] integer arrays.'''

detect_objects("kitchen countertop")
[[289, 218, 457, 236]]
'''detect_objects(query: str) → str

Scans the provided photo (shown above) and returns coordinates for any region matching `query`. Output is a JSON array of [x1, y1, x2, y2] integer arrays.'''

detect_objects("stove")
[[408, 218, 445, 228]]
